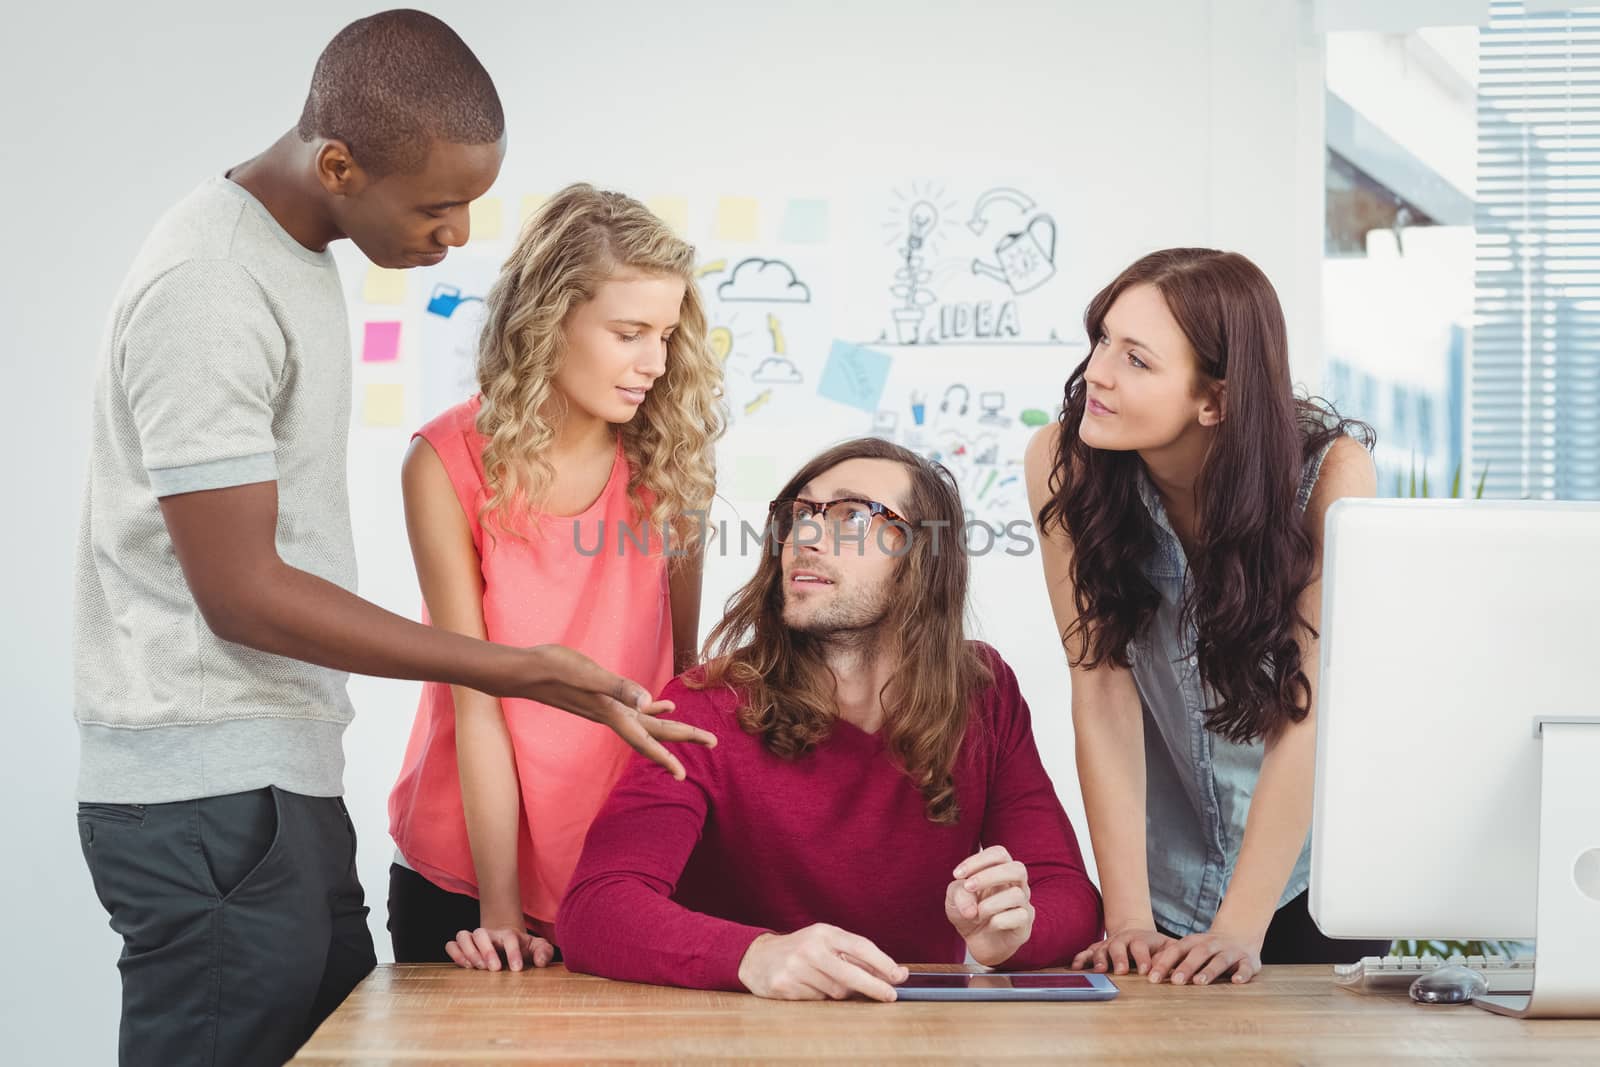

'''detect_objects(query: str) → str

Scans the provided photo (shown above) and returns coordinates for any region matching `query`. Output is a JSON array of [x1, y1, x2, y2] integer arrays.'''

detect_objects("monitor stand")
[[1475, 718, 1600, 1018]]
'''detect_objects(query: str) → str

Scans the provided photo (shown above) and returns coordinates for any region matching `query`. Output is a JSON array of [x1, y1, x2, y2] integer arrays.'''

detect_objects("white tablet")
[[895, 971, 1119, 1002]]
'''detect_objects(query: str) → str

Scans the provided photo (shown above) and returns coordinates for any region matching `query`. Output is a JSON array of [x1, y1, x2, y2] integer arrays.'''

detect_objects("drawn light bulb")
[[907, 200, 939, 251], [708, 326, 733, 363]]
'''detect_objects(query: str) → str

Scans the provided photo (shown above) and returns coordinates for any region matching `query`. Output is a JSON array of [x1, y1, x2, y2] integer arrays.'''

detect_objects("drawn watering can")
[[427, 284, 484, 319], [971, 215, 1057, 295]]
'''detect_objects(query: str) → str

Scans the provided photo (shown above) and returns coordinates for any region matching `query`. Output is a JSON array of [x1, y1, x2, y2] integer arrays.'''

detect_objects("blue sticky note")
[[818, 341, 892, 413], [780, 199, 830, 243]]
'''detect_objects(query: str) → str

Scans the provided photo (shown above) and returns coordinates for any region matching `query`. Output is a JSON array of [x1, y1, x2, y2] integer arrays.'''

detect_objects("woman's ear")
[[1197, 380, 1226, 428]]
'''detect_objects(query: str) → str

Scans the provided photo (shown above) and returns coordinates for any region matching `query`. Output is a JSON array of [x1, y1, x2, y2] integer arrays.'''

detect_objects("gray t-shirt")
[[75, 176, 357, 803]]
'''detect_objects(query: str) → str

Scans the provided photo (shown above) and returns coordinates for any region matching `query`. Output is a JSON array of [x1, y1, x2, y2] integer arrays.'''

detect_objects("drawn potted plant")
[[890, 201, 939, 344]]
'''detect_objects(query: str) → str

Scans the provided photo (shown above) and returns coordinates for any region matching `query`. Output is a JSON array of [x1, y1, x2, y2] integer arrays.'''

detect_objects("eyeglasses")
[[767, 496, 911, 542]]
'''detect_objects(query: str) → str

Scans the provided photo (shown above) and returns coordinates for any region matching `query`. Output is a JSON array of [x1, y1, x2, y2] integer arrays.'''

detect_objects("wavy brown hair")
[[1037, 248, 1373, 744], [475, 182, 724, 553], [687, 438, 991, 824]]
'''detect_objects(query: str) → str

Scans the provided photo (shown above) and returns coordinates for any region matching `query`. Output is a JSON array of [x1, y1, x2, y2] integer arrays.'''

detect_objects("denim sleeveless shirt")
[[1129, 436, 1341, 937]]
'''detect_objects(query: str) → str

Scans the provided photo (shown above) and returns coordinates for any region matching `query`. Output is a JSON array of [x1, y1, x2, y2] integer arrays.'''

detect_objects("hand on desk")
[[1072, 926, 1173, 977], [946, 846, 1035, 967], [737, 925, 909, 1002], [1073, 925, 1263, 986], [444, 926, 557, 972], [1147, 929, 1261, 986]]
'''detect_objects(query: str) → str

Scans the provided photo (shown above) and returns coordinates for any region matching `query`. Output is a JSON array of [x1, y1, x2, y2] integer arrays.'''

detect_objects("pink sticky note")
[[362, 321, 401, 363]]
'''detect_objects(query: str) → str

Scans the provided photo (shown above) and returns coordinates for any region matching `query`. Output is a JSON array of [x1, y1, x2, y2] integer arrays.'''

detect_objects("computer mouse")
[[1409, 965, 1488, 1004]]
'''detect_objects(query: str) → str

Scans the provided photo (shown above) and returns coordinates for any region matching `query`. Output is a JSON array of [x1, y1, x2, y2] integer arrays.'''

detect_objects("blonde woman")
[[387, 183, 725, 969]]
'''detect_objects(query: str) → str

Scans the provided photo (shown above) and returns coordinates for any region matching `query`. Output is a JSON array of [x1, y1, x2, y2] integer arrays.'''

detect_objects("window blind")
[[1474, 0, 1600, 499]]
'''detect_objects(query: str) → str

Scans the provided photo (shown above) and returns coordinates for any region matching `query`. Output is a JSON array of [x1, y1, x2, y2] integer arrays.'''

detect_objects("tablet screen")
[[900, 973, 1096, 990]]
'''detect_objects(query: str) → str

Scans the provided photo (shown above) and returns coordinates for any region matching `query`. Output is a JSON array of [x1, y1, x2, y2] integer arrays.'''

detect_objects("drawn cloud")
[[717, 258, 812, 303], [751, 357, 804, 384]]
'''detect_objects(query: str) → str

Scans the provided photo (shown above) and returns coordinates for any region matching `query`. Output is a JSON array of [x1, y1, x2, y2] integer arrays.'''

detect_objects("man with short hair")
[[557, 437, 1103, 1000], [75, 12, 708, 1064]]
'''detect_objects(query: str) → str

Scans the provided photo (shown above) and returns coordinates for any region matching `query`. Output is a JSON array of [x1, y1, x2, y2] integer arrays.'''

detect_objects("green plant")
[[1394, 456, 1488, 499], [1388, 938, 1528, 960]]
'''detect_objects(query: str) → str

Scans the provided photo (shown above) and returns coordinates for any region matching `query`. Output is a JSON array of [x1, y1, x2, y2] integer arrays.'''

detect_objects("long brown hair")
[[688, 438, 991, 824], [1037, 248, 1372, 744]]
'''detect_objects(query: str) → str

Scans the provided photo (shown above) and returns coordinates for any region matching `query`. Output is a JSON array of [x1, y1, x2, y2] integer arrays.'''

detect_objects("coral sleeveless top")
[[388, 396, 674, 925]]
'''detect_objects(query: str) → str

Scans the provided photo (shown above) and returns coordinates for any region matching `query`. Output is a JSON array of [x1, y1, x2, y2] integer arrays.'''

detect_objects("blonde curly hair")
[[474, 182, 724, 554]]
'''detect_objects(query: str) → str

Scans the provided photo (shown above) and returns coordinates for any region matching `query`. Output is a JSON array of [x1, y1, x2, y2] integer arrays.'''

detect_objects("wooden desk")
[[296, 964, 1600, 1063]]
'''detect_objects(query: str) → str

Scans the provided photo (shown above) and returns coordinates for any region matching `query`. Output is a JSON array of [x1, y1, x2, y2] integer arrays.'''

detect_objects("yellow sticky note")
[[715, 196, 759, 242], [469, 197, 503, 242], [362, 265, 406, 305], [520, 194, 548, 226], [647, 196, 689, 236], [362, 383, 406, 427]]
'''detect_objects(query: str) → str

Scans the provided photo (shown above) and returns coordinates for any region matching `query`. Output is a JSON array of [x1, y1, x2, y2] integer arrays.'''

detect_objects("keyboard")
[[1334, 954, 1535, 994]]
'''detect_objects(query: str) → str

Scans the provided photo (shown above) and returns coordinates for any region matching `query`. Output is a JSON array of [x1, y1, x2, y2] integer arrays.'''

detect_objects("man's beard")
[[783, 582, 892, 652]]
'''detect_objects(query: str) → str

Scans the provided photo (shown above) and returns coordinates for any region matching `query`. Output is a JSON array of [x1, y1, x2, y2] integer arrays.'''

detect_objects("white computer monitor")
[[1309, 499, 1600, 1018]]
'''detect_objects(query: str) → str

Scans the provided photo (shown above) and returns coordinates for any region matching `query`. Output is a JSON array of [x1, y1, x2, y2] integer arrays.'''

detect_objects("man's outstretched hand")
[[509, 644, 715, 779]]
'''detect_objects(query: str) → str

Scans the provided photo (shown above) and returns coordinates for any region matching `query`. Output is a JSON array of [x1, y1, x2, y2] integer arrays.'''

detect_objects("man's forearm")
[[211, 557, 525, 695]]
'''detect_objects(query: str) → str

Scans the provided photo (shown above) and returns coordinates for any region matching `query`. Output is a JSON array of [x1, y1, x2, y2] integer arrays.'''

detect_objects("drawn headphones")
[[941, 384, 970, 416]]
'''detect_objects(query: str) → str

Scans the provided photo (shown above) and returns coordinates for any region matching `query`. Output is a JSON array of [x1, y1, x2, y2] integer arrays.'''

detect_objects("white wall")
[[1326, 28, 1477, 197], [0, 2, 1324, 1061]]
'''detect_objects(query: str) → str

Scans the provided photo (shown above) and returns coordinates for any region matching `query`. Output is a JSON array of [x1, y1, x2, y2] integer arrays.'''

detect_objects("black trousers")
[[386, 862, 562, 964], [1259, 891, 1391, 964], [1159, 890, 1390, 964], [78, 786, 376, 1067]]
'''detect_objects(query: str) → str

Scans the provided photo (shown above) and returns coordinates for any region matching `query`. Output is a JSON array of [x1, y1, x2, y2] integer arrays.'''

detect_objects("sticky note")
[[1020, 408, 1051, 427], [361, 320, 401, 363], [469, 197, 503, 241], [731, 454, 778, 500], [362, 265, 406, 305], [362, 383, 406, 427], [520, 194, 548, 226], [647, 196, 689, 236], [818, 341, 892, 413], [780, 199, 829, 243], [715, 196, 759, 242]]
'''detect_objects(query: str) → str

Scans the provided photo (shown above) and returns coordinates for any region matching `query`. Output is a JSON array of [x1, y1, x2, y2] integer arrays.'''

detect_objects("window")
[[1324, 25, 1476, 495], [1473, 1, 1600, 499], [1323, 2, 1599, 500]]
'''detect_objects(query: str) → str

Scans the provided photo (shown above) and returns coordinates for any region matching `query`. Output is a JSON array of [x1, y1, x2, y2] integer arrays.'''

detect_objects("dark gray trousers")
[[77, 786, 376, 1066]]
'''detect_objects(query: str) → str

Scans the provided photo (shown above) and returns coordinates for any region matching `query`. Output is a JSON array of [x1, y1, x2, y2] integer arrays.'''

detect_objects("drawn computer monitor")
[[1310, 499, 1600, 1018]]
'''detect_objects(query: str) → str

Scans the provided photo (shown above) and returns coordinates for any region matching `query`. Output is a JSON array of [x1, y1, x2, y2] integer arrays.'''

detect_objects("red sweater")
[[558, 644, 1103, 991]]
